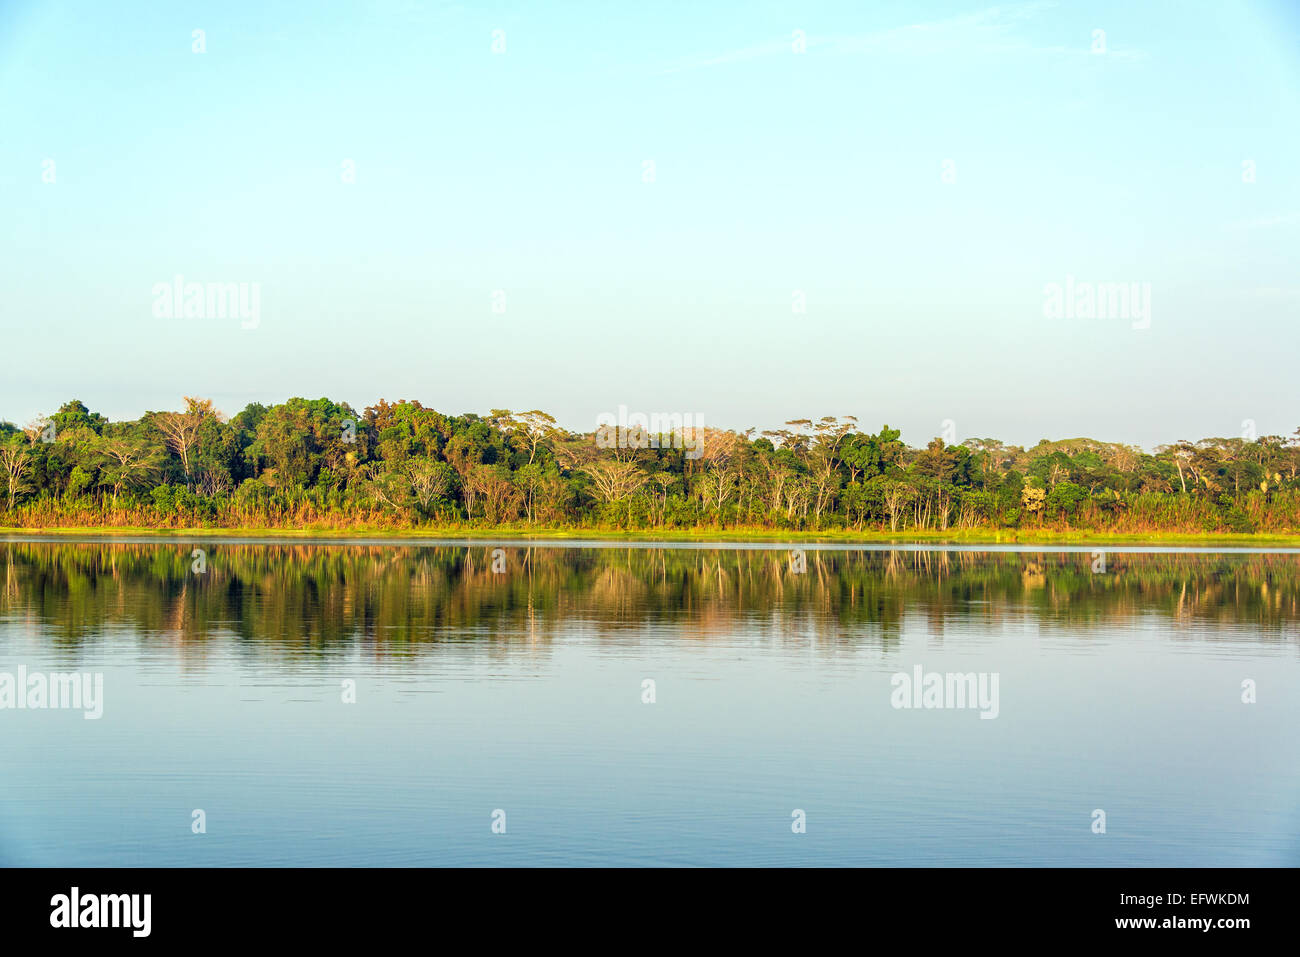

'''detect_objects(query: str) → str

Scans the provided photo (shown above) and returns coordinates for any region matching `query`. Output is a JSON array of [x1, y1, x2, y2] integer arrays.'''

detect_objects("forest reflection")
[[2, 542, 1297, 662]]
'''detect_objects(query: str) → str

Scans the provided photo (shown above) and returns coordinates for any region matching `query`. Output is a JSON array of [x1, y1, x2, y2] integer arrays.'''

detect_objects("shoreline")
[[3, 525, 1300, 547]]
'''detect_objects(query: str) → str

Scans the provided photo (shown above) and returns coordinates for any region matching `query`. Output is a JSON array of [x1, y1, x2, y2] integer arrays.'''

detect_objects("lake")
[[1, 538, 1297, 866]]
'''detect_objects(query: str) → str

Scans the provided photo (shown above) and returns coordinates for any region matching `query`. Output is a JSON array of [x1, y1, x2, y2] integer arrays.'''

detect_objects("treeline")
[[2, 397, 1299, 534]]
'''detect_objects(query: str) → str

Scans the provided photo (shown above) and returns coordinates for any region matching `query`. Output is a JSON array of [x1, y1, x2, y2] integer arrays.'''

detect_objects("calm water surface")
[[1, 539, 1297, 866]]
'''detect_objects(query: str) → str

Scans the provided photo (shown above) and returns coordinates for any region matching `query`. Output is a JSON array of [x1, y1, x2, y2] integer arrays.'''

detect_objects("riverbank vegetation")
[[2, 397, 1298, 536]]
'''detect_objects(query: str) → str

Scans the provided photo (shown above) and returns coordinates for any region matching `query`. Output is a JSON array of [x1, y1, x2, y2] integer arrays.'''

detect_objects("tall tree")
[[1, 440, 33, 510], [153, 397, 224, 490]]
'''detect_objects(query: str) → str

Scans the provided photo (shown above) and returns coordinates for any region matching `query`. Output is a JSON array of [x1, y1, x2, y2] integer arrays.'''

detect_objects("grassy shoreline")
[[3, 524, 1300, 547]]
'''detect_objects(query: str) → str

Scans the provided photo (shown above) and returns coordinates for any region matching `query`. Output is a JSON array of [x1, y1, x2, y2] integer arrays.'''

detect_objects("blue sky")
[[1, 0, 1298, 448]]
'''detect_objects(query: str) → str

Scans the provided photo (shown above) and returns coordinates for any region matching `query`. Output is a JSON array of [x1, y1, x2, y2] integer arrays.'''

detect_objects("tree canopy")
[[2, 397, 1298, 535]]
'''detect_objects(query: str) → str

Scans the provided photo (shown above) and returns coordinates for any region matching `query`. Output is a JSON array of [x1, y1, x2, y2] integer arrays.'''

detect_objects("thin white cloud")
[[658, 2, 1144, 75], [660, 39, 802, 74], [1230, 212, 1300, 230], [1249, 287, 1300, 301], [368, 0, 464, 23]]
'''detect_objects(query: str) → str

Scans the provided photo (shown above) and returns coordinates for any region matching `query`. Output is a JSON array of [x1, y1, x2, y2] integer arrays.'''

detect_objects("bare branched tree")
[[1, 441, 33, 510], [154, 397, 224, 490]]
